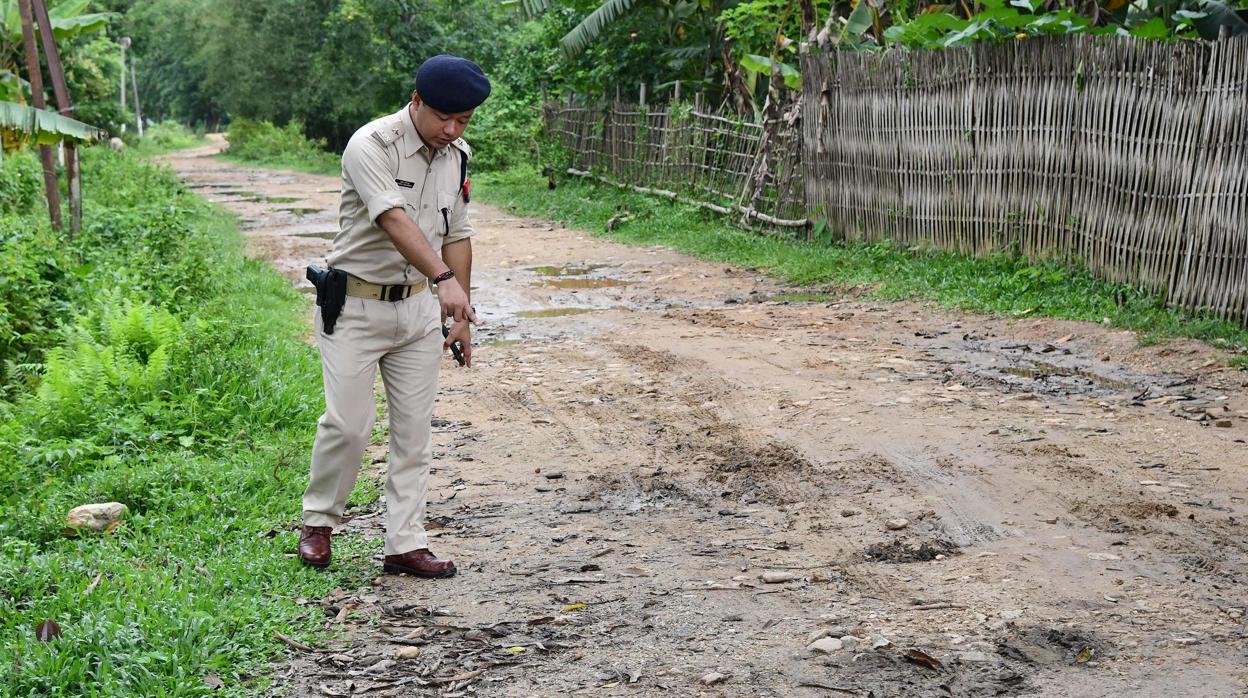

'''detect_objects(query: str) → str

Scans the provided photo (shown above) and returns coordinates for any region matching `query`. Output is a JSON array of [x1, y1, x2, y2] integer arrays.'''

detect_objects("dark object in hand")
[[306, 265, 347, 334], [442, 325, 465, 366]]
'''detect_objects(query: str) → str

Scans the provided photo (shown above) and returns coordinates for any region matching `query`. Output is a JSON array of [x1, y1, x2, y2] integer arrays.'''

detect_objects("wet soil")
[[163, 138, 1248, 697]]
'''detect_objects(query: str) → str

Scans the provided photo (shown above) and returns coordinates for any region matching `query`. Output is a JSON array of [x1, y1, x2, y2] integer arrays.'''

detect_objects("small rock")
[[998, 609, 1024, 620], [808, 637, 843, 654], [806, 628, 833, 644], [535, 485, 554, 492], [395, 646, 421, 660], [365, 659, 397, 673], [1087, 553, 1122, 561], [700, 672, 727, 686], [65, 502, 128, 532], [1172, 637, 1199, 646], [840, 635, 865, 652], [760, 571, 798, 584], [1214, 419, 1233, 428], [870, 635, 892, 649], [885, 518, 909, 531], [840, 509, 859, 517], [959, 651, 995, 663], [544, 471, 565, 480]]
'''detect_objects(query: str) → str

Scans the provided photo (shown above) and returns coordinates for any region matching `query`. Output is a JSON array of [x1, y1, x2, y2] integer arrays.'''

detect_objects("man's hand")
[[437, 280, 477, 325], [444, 320, 472, 367]]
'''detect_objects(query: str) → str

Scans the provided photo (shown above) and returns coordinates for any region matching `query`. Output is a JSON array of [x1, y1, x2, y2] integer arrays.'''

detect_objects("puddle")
[[534, 278, 632, 289], [280, 207, 324, 216], [294, 231, 338, 240], [1004, 360, 1136, 392], [516, 308, 598, 318], [244, 195, 301, 204], [527, 264, 612, 276]]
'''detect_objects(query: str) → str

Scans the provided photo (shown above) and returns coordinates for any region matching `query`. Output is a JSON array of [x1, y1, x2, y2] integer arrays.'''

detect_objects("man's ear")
[[411, 91, 422, 107]]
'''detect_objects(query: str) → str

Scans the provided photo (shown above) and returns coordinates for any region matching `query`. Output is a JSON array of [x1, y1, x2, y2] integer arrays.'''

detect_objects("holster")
[[305, 265, 348, 335]]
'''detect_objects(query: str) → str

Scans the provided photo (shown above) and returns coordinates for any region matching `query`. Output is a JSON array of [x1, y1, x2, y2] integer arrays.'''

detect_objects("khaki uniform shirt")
[[328, 103, 474, 285]]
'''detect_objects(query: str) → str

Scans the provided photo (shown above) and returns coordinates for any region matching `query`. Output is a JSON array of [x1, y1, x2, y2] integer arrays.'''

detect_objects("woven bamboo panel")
[[803, 36, 1248, 325], [545, 91, 805, 230]]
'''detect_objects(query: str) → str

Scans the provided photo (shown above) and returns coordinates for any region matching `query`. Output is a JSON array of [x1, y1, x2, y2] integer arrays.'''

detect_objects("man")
[[298, 55, 489, 578]]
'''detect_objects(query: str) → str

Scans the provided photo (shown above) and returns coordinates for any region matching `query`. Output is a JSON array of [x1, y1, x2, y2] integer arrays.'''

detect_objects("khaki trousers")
[[303, 290, 442, 555]]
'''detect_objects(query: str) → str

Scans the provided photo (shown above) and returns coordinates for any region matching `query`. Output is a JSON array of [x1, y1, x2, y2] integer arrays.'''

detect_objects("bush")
[[223, 118, 340, 174], [0, 151, 45, 216]]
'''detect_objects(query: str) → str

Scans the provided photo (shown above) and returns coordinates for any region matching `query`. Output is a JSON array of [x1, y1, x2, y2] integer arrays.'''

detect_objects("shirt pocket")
[[436, 191, 458, 240]]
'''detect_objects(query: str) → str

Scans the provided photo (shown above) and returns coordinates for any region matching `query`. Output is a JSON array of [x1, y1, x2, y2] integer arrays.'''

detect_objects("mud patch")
[[706, 439, 821, 504], [863, 538, 959, 562], [998, 626, 1111, 666]]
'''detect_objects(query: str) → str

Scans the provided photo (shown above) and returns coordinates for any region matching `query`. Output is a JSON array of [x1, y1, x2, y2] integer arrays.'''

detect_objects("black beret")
[[414, 55, 491, 113]]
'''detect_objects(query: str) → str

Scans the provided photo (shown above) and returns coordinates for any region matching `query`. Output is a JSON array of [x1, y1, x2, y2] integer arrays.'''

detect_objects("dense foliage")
[[0, 148, 369, 696]]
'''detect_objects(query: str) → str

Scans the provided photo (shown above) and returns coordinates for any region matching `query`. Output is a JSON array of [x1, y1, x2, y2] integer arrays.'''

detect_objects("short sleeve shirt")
[[327, 103, 474, 285]]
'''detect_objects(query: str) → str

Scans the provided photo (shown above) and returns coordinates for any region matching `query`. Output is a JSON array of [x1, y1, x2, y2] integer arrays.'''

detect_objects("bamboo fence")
[[547, 35, 1247, 323], [803, 36, 1248, 323], [546, 93, 808, 230]]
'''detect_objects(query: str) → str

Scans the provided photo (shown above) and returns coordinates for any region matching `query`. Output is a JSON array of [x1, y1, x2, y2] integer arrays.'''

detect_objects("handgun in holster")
[[305, 265, 347, 334]]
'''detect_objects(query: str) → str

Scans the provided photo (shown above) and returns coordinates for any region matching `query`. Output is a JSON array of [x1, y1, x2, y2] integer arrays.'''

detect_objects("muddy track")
[[163, 139, 1247, 697]]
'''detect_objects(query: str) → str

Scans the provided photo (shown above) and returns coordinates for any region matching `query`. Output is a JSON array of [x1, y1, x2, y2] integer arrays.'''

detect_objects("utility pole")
[[130, 59, 143, 137], [17, 0, 62, 232], [119, 36, 129, 116]]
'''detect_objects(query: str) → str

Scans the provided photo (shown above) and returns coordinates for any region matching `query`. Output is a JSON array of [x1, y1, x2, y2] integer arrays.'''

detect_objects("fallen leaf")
[[35, 619, 61, 642], [1075, 646, 1094, 663], [505, 646, 526, 654], [203, 673, 223, 689], [903, 648, 944, 671], [561, 603, 587, 612], [83, 573, 103, 597]]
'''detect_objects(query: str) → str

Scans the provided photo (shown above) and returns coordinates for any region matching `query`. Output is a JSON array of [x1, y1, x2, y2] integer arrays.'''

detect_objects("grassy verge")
[[219, 118, 340, 176], [126, 120, 211, 158], [0, 149, 369, 696], [476, 167, 1248, 352]]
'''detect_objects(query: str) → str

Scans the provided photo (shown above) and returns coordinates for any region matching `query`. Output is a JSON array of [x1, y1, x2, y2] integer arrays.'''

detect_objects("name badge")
[[395, 179, 415, 189]]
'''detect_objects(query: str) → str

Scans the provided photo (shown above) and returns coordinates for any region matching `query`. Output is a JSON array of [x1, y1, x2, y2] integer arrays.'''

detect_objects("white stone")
[[808, 637, 843, 654], [65, 502, 128, 532], [760, 571, 798, 584], [885, 518, 910, 531]]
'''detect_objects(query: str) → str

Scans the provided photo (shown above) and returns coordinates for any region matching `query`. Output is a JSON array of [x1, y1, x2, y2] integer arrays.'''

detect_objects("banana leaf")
[[0, 101, 105, 145]]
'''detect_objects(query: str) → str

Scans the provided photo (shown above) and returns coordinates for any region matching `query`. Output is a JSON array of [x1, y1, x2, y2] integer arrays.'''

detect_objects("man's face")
[[411, 92, 474, 149]]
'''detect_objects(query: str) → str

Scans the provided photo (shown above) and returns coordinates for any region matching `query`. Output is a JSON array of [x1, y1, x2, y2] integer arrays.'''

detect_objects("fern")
[[32, 299, 183, 438]]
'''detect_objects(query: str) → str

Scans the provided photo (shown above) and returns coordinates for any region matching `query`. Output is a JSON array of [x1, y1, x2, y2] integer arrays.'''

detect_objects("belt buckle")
[[384, 284, 405, 302]]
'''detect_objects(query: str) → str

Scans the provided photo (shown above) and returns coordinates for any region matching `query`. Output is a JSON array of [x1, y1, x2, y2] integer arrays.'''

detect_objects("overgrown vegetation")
[[221, 118, 340, 175], [477, 168, 1248, 350], [0, 149, 370, 696]]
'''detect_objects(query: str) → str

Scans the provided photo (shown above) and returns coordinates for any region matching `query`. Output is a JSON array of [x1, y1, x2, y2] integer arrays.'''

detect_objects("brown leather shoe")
[[298, 526, 332, 568], [383, 549, 457, 578]]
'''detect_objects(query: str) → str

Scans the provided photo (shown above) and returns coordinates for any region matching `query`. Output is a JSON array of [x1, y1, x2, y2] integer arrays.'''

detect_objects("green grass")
[[476, 167, 1248, 351], [127, 120, 211, 157], [0, 150, 374, 696]]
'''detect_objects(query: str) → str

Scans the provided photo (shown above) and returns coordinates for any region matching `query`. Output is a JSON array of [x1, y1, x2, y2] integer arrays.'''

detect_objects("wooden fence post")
[[31, 0, 80, 236], [17, 0, 61, 232]]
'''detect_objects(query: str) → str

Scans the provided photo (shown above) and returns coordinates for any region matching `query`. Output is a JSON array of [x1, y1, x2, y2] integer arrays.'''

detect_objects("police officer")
[[298, 55, 489, 578]]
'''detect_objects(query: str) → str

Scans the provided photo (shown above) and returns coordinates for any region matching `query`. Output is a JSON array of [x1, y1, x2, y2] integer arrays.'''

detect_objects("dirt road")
[[164, 140, 1247, 697]]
